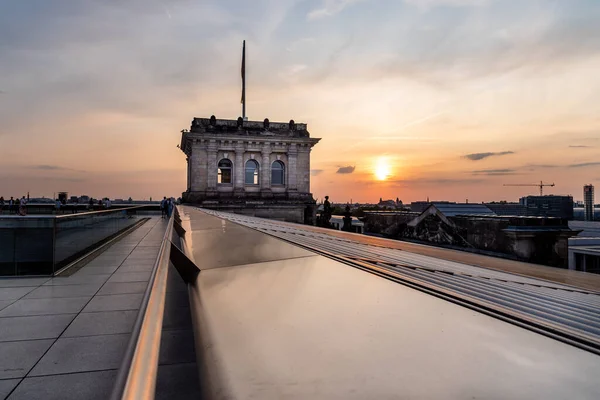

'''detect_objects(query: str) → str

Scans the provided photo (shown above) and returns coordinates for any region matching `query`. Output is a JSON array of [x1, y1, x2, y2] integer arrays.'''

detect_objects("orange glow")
[[374, 157, 392, 181]]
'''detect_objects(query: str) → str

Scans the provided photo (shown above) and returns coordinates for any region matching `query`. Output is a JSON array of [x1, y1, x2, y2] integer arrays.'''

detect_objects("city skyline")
[[1, 0, 600, 203]]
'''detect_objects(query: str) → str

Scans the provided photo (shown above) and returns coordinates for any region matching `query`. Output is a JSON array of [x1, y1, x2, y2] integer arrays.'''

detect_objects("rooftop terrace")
[[1, 208, 600, 399]]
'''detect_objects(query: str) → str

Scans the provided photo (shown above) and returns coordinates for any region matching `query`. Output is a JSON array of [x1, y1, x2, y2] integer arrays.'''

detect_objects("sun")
[[374, 157, 392, 181]]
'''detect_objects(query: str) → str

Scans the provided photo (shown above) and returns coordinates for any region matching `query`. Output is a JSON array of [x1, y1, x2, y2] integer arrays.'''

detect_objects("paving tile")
[[0, 297, 90, 317], [24, 284, 102, 299], [116, 264, 154, 273], [0, 378, 20, 399], [82, 293, 143, 312], [97, 282, 148, 295], [7, 370, 118, 400], [75, 266, 119, 276], [43, 274, 111, 286], [93, 254, 128, 261], [0, 287, 36, 301], [86, 257, 127, 266], [0, 339, 54, 379], [107, 272, 151, 283], [29, 334, 129, 376], [83, 259, 123, 268], [132, 251, 160, 257], [155, 363, 201, 400], [0, 278, 50, 288], [101, 248, 133, 254], [0, 314, 76, 341], [0, 300, 15, 311], [63, 310, 138, 337], [159, 329, 196, 365]]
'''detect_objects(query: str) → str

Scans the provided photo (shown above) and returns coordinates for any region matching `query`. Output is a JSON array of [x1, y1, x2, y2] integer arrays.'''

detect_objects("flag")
[[241, 40, 245, 106]]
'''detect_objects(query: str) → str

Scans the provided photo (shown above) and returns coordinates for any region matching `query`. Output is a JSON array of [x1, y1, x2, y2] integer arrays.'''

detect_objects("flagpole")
[[241, 40, 246, 120]]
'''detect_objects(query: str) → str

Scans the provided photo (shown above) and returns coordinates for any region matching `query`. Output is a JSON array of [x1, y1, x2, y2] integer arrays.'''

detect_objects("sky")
[[1, 0, 599, 203]]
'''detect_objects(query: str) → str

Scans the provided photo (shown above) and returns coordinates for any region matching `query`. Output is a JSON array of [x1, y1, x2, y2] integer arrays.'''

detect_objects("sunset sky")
[[1, 0, 599, 203]]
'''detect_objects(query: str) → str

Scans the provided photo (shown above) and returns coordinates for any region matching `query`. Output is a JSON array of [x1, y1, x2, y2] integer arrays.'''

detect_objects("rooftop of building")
[[187, 116, 311, 138], [428, 202, 496, 217]]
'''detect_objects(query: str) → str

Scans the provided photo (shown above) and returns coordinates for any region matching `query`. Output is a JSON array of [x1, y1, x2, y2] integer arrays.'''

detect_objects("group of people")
[[160, 196, 175, 219], [0, 196, 29, 216]]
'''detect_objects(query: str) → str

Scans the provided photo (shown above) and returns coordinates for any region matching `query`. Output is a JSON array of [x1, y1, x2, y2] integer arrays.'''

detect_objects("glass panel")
[[1, 207, 143, 276], [54, 208, 140, 270], [245, 160, 259, 185], [219, 168, 232, 184], [218, 159, 232, 184], [271, 161, 284, 185]]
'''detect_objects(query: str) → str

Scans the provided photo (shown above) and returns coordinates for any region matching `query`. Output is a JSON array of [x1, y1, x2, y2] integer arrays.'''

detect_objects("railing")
[[0, 206, 150, 276], [110, 211, 175, 400]]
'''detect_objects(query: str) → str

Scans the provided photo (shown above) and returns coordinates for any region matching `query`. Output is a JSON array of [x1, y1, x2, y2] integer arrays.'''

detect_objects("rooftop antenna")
[[241, 40, 247, 121]]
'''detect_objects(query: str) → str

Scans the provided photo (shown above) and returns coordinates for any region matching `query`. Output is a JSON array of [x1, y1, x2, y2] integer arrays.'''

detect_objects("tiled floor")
[[0, 217, 171, 399]]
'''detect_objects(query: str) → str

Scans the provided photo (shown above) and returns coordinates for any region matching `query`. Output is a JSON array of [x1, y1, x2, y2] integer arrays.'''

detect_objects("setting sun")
[[374, 157, 392, 181]]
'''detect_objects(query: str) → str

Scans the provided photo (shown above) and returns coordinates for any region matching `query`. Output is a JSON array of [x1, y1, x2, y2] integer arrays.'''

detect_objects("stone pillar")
[[186, 157, 190, 191], [206, 140, 217, 197], [260, 143, 273, 198], [287, 143, 298, 199], [234, 141, 245, 197]]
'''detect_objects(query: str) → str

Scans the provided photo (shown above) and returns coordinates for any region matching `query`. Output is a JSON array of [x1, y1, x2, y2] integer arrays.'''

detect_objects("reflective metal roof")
[[200, 208, 600, 353], [179, 207, 600, 399], [430, 202, 496, 217]]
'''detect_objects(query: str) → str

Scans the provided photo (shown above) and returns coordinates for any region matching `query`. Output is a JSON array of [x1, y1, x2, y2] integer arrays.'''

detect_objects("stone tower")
[[179, 116, 321, 224]]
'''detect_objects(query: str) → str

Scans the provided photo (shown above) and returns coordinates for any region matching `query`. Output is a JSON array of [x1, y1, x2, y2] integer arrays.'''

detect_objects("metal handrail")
[[55, 205, 150, 219], [110, 213, 175, 400]]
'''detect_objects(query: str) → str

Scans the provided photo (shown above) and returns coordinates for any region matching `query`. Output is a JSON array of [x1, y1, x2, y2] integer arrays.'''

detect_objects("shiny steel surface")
[[184, 208, 314, 270], [200, 209, 600, 351], [111, 214, 174, 400], [179, 208, 600, 399]]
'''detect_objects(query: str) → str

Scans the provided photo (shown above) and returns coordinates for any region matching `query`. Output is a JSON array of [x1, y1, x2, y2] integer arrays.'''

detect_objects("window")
[[271, 160, 285, 185], [245, 160, 259, 185], [217, 159, 232, 184]]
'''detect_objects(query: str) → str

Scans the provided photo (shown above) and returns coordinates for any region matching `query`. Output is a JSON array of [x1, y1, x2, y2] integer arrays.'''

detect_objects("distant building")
[[485, 202, 529, 216], [409, 201, 456, 213], [378, 199, 397, 208], [418, 203, 496, 219], [180, 116, 321, 224], [568, 237, 600, 274], [519, 195, 574, 219], [584, 185, 595, 221], [329, 216, 364, 234]]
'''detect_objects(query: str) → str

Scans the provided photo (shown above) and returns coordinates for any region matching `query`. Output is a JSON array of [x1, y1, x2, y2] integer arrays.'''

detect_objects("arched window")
[[271, 160, 285, 185], [217, 159, 232, 184], [245, 160, 259, 185]]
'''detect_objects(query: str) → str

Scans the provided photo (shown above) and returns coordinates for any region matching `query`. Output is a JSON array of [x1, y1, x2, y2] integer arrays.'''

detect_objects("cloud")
[[31, 165, 66, 170], [472, 168, 518, 176], [569, 145, 592, 148], [568, 162, 600, 168], [463, 151, 514, 161], [336, 165, 355, 174], [403, 0, 491, 10], [389, 177, 485, 187], [28, 165, 86, 172], [524, 163, 560, 169], [307, 0, 365, 20], [311, 169, 324, 176]]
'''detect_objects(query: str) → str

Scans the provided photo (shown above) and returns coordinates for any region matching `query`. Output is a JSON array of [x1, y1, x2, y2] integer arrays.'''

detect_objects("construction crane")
[[503, 181, 555, 196]]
